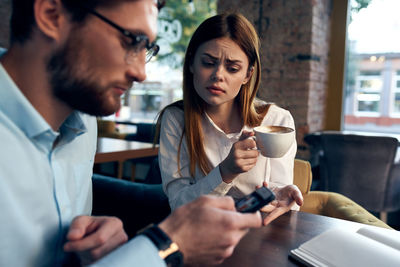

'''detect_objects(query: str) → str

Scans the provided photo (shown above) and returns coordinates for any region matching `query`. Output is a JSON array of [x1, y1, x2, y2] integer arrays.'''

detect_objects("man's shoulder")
[[0, 110, 25, 140]]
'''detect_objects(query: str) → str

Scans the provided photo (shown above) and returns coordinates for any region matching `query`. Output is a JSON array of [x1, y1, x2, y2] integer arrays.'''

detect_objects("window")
[[391, 70, 400, 115], [343, 0, 400, 132], [355, 70, 382, 114]]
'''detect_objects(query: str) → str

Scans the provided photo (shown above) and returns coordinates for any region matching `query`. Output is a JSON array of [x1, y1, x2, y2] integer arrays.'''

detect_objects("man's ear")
[[243, 66, 254, 84], [34, 0, 68, 42]]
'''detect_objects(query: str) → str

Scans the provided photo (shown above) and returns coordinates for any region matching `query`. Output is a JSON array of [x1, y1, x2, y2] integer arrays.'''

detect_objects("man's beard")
[[46, 35, 121, 116]]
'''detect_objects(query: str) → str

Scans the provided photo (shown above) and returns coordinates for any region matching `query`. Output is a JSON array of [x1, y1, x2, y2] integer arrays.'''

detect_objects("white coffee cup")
[[253, 125, 295, 158]]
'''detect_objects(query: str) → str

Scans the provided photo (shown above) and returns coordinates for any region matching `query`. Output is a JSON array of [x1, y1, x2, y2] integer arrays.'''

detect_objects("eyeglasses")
[[156, 0, 166, 10], [87, 10, 159, 64]]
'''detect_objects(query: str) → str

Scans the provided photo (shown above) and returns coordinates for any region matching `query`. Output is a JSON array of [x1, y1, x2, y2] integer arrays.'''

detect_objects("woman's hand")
[[219, 131, 259, 183], [258, 182, 303, 226]]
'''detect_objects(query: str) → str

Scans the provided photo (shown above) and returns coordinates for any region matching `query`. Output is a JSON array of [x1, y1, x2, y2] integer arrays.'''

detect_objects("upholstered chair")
[[293, 159, 391, 229], [304, 131, 400, 222]]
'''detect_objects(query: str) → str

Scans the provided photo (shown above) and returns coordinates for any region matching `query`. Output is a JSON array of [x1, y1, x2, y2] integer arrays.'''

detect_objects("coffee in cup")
[[253, 126, 295, 158]]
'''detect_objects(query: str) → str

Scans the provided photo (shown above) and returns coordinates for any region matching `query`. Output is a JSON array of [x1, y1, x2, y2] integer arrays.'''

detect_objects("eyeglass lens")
[[124, 41, 159, 64]]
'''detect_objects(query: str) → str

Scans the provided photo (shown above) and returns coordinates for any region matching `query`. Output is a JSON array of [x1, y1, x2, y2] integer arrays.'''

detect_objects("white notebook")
[[290, 226, 400, 267]]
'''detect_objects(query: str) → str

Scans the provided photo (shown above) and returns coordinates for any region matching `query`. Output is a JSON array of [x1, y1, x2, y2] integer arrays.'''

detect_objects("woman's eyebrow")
[[226, 58, 243, 64], [202, 53, 243, 64], [202, 53, 218, 60]]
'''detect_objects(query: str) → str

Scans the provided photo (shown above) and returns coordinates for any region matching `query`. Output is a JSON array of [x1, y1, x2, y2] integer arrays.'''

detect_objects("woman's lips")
[[207, 85, 225, 95]]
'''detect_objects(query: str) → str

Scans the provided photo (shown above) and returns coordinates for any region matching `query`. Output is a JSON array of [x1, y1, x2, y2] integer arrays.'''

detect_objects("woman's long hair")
[[156, 13, 269, 177]]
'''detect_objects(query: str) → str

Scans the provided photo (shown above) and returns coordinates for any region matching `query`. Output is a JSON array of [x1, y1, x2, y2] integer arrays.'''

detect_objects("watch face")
[[165, 251, 183, 267]]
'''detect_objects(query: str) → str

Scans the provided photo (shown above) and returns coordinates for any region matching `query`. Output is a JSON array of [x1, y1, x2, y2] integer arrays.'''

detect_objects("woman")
[[157, 13, 302, 224]]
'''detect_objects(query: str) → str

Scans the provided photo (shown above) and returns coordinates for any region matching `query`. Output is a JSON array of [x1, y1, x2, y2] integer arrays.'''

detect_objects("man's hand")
[[259, 182, 303, 225], [64, 216, 128, 265], [219, 131, 259, 183], [159, 195, 262, 266]]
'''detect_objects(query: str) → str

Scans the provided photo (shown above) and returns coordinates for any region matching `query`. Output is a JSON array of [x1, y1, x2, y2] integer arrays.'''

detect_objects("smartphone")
[[235, 187, 275, 213]]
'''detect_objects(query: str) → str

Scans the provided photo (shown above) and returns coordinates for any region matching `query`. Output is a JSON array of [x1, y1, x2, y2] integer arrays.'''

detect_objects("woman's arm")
[[159, 108, 233, 210]]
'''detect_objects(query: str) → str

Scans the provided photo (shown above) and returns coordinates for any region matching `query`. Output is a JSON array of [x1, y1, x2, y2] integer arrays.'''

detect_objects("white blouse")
[[159, 104, 297, 210]]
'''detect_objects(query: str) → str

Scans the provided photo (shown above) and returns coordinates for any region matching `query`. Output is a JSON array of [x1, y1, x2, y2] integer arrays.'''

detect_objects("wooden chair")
[[97, 119, 127, 139]]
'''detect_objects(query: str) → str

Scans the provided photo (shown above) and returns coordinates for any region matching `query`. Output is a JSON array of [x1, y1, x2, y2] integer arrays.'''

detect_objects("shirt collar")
[[0, 60, 87, 141], [203, 112, 253, 138], [61, 111, 87, 138]]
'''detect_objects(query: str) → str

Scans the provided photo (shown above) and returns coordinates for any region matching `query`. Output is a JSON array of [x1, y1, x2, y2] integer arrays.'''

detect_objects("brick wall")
[[218, 0, 332, 159], [0, 0, 11, 48]]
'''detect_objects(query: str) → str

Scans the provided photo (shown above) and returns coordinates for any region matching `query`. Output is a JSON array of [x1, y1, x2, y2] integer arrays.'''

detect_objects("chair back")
[[293, 159, 312, 195], [97, 119, 116, 134], [125, 122, 157, 143], [317, 132, 398, 212]]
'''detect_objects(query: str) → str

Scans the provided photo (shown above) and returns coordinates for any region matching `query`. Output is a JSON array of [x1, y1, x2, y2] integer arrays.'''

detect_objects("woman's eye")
[[201, 60, 215, 67], [228, 66, 240, 73]]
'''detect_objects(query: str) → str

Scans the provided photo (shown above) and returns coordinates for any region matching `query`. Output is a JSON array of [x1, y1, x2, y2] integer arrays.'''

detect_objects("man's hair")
[[10, 0, 165, 44]]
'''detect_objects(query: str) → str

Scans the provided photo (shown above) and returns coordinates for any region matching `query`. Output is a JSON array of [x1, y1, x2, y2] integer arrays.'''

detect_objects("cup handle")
[[247, 135, 258, 150]]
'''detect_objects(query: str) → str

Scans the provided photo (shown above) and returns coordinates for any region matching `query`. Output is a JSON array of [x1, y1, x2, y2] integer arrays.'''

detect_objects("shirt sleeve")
[[89, 236, 166, 267], [159, 108, 233, 210], [266, 107, 299, 211]]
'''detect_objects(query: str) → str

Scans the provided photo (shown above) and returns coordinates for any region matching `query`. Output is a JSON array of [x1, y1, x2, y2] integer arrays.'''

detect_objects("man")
[[0, 0, 262, 266]]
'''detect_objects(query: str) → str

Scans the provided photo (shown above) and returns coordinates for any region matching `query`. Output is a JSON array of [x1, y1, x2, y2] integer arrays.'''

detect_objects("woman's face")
[[190, 37, 252, 110]]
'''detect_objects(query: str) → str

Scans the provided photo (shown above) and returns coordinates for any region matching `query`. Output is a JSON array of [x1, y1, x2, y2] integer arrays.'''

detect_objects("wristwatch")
[[139, 224, 183, 267]]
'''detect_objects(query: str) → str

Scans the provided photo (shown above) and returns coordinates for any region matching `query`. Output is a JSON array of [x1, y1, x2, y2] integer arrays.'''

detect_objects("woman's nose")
[[211, 65, 224, 82]]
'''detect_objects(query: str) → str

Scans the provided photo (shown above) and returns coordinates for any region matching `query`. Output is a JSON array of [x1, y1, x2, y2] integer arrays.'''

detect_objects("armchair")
[[304, 131, 400, 221], [293, 159, 391, 229]]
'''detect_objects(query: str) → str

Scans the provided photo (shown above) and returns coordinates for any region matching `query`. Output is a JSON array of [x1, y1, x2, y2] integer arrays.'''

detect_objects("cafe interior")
[[1, 0, 400, 265]]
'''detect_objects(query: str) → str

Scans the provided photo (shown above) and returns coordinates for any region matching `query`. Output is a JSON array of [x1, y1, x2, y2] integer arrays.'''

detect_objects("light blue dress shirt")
[[0, 52, 165, 267]]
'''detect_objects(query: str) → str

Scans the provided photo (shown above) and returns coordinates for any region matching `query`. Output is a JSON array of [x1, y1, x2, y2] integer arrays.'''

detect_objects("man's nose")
[[126, 55, 147, 83]]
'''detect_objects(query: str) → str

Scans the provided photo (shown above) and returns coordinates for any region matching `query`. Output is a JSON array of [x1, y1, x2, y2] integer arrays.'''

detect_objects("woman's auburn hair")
[[156, 13, 269, 177]]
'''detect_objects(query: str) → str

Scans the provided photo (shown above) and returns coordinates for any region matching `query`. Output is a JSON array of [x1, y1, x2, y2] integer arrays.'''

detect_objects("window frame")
[[390, 70, 400, 117]]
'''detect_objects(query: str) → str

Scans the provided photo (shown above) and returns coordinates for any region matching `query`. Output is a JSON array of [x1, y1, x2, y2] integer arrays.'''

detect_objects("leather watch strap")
[[139, 224, 183, 267]]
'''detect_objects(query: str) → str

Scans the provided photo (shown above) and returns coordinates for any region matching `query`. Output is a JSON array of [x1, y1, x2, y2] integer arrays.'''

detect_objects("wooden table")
[[217, 211, 367, 267], [95, 137, 158, 179]]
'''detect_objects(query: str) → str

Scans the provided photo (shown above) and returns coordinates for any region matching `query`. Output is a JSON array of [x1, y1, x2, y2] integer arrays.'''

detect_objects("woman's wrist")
[[219, 163, 236, 184]]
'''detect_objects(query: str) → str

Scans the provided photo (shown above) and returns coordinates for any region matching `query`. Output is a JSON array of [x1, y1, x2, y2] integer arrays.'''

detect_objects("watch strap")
[[139, 224, 183, 267]]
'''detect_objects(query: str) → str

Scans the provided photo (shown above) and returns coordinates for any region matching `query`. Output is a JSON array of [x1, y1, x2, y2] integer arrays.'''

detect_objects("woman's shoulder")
[[164, 103, 184, 117], [268, 104, 291, 115], [261, 103, 294, 127], [162, 101, 184, 125]]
